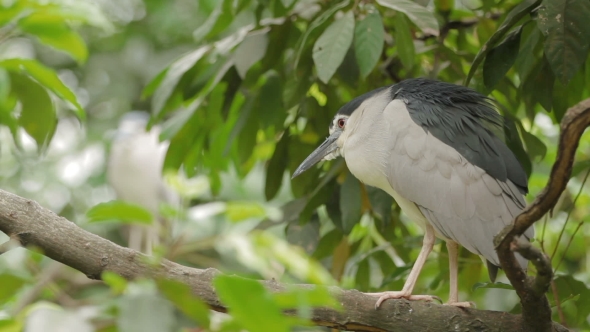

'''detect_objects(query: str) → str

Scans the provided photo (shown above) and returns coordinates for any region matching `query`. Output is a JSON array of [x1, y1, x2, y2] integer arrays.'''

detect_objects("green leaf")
[[234, 30, 269, 78], [102, 271, 128, 295], [18, 13, 88, 63], [142, 67, 169, 99], [465, 0, 541, 86], [151, 46, 210, 118], [514, 25, 542, 80], [272, 285, 340, 310], [293, 0, 350, 71], [162, 108, 206, 172], [0, 274, 27, 302], [252, 232, 336, 285], [225, 201, 266, 222], [483, 26, 522, 89], [299, 180, 334, 223], [10, 73, 56, 149], [339, 171, 362, 234], [0, 58, 84, 120], [376, 0, 439, 36], [236, 95, 258, 166], [552, 68, 586, 121], [258, 74, 285, 128], [0, 68, 8, 100], [0, 319, 22, 332], [157, 279, 211, 327], [367, 186, 393, 226], [522, 57, 555, 113], [86, 200, 154, 224], [286, 216, 320, 255], [265, 132, 289, 200], [336, 47, 360, 86], [354, 6, 384, 78], [394, 13, 415, 70], [503, 116, 532, 177], [572, 159, 590, 177], [0, 68, 9, 101], [214, 275, 291, 332], [355, 258, 370, 291], [313, 11, 355, 84], [260, 20, 293, 73], [550, 275, 590, 325], [435, 0, 453, 12], [380, 265, 413, 288], [0, 2, 26, 27], [164, 172, 209, 200], [0, 69, 18, 137], [472, 282, 514, 291], [313, 228, 343, 260], [537, 0, 590, 84], [193, 0, 233, 41], [326, 184, 343, 230], [522, 130, 547, 162]]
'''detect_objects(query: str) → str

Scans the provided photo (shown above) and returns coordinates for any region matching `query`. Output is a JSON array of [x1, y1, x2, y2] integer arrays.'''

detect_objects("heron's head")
[[292, 87, 389, 178], [114, 111, 151, 141]]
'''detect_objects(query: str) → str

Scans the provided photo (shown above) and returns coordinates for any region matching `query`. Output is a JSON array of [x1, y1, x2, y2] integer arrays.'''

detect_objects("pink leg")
[[369, 224, 440, 308], [445, 240, 472, 308]]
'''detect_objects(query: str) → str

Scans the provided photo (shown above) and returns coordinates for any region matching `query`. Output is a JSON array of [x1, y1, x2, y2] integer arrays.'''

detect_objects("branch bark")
[[0, 189, 569, 331], [494, 98, 590, 332]]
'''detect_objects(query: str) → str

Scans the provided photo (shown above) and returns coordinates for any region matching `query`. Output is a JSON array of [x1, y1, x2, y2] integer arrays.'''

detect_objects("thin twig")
[[550, 167, 590, 260], [551, 280, 567, 326], [418, 12, 503, 41], [11, 262, 64, 315], [539, 214, 548, 253], [554, 220, 585, 273]]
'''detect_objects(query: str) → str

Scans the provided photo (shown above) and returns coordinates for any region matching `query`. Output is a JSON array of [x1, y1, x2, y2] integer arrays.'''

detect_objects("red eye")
[[337, 118, 346, 128]]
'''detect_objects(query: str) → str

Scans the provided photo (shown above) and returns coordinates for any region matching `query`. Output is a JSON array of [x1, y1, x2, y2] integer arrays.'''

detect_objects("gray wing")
[[383, 100, 534, 268]]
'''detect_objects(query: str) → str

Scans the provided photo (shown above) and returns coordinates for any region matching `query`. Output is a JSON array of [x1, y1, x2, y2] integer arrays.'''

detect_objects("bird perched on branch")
[[107, 111, 179, 254], [293, 78, 534, 307]]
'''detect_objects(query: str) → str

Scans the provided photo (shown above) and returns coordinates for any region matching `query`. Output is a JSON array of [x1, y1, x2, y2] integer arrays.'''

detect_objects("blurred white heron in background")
[[107, 111, 180, 254]]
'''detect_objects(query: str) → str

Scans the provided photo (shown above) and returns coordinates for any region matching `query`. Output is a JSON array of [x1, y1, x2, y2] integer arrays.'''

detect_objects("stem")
[[551, 279, 567, 326], [550, 167, 590, 261], [554, 220, 584, 273]]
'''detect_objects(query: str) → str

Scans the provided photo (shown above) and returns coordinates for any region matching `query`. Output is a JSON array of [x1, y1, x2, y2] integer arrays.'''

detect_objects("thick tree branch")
[[494, 98, 590, 332], [0, 189, 568, 332]]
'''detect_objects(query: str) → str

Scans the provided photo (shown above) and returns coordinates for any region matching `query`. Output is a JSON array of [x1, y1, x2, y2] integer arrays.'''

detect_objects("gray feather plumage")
[[390, 78, 528, 195]]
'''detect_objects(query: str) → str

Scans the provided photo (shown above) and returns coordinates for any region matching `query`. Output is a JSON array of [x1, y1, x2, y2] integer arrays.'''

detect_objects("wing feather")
[[383, 100, 534, 268]]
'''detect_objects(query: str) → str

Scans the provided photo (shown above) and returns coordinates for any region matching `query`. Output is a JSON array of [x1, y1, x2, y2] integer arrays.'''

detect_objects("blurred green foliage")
[[1, 0, 590, 331]]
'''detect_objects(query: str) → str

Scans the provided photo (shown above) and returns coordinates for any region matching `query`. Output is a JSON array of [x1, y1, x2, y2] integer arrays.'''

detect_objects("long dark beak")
[[292, 131, 340, 179]]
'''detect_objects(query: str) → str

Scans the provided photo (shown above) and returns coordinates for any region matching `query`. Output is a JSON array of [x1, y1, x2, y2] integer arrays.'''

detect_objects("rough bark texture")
[[494, 98, 590, 332], [0, 189, 568, 332]]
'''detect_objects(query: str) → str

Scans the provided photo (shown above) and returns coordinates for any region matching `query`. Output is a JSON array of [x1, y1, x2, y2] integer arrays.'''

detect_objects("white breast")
[[341, 95, 431, 232]]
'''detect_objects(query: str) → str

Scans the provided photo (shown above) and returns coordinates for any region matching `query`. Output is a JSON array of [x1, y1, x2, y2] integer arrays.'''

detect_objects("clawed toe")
[[445, 301, 475, 308], [368, 291, 442, 309]]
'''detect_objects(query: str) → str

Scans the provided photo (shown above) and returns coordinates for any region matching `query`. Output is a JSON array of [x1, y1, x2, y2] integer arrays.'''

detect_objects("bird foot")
[[445, 301, 475, 308], [368, 291, 442, 309]]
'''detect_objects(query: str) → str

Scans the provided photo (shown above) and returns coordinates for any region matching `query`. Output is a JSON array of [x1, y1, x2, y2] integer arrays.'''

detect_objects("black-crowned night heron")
[[293, 78, 534, 307], [107, 111, 179, 254]]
